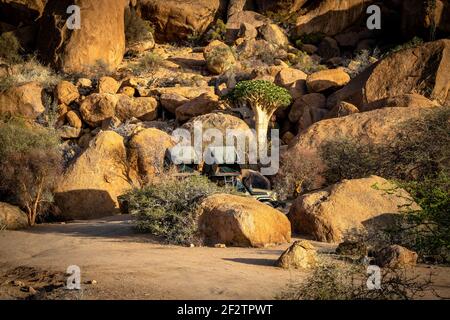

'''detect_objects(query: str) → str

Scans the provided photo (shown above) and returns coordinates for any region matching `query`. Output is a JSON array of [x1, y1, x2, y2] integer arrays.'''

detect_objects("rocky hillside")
[[0, 0, 448, 265]]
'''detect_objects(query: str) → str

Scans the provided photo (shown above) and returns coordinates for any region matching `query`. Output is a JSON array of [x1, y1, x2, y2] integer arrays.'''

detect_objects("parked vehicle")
[[164, 146, 283, 207], [239, 170, 282, 208]]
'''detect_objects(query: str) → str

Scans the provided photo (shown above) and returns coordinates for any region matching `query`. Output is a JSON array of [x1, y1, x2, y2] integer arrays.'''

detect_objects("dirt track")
[[0, 215, 449, 300]]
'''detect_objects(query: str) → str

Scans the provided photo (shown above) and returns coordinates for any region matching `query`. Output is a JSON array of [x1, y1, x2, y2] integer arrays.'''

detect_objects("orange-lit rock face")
[[38, 0, 126, 74]]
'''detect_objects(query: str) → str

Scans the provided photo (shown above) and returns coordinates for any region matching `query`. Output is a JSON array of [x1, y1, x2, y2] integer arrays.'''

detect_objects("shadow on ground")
[[20, 215, 160, 244], [223, 257, 277, 267]]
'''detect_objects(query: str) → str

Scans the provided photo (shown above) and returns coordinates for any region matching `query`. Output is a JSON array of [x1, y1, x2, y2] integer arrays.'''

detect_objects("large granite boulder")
[[55, 131, 136, 219], [135, 0, 223, 42], [199, 194, 291, 247], [288, 176, 418, 243], [38, 0, 126, 73]]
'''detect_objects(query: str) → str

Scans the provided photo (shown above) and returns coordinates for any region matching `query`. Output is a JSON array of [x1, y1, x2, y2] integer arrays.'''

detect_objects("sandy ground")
[[0, 215, 449, 300]]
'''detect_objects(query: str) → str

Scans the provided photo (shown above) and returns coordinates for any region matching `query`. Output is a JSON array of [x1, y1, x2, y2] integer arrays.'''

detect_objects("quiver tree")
[[230, 80, 292, 153], [0, 119, 62, 226]]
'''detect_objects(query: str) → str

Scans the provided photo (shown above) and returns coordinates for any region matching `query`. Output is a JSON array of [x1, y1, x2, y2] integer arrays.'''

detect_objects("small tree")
[[230, 80, 292, 153], [0, 120, 62, 226]]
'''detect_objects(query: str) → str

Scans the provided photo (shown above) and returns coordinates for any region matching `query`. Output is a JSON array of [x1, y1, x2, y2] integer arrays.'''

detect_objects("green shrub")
[[125, 8, 154, 45], [0, 119, 62, 226], [380, 174, 450, 262], [237, 40, 278, 66], [320, 107, 450, 184], [39, 92, 60, 128], [289, 50, 327, 74], [123, 176, 232, 245], [278, 262, 359, 300], [206, 19, 226, 42], [0, 119, 60, 160], [132, 52, 163, 76], [0, 32, 22, 66], [186, 30, 202, 46], [254, 47, 277, 66], [320, 137, 382, 183], [345, 49, 379, 78], [206, 44, 236, 72]]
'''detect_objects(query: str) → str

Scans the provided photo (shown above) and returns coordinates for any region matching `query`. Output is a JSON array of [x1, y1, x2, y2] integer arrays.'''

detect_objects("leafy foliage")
[[242, 40, 279, 66], [288, 50, 327, 74], [320, 107, 450, 184], [123, 176, 232, 245], [381, 174, 450, 261], [294, 39, 303, 49], [264, 1, 298, 29], [319, 107, 450, 260], [0, 76, 14, 92], [206, 44, 236, 72], [0, 119, 60, 161], [230, 80, 292, 111], [206, 19, 226, 42], [186, 30, 202, 47], [345, 49, 379, 78]]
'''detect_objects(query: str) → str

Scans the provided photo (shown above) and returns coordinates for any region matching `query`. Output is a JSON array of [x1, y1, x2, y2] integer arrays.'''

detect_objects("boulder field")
[[0, 0, 448, 255]]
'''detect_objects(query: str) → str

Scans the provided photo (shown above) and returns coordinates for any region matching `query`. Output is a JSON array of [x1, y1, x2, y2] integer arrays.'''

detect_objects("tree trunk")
[[254, 108, 271, 157], [29, 208, 37, 227], [26, 208, 32, 227], [28, 179, 43, 227], [25, 206, 37, 227]]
